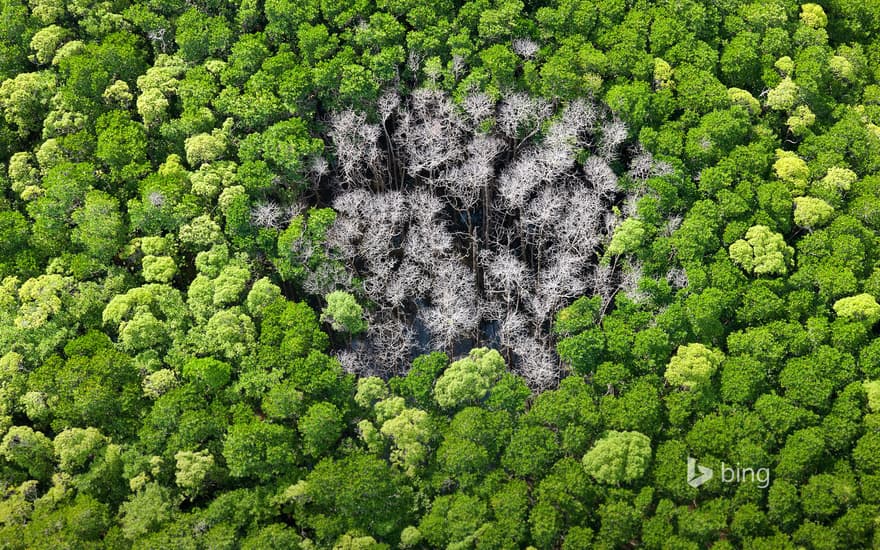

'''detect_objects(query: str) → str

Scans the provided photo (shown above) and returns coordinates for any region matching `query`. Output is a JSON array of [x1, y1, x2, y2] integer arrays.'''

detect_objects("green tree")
[[418, 491, 488, 548], [239, 118, 323, 183], [434, 348, 505, 409], [605, 218, 647, 258], [774, 150, 810, 195], [182, 357, 232, 391], [833, 293, 880, 325], [53, 427, 107, 473], [174, 449, 215, 497], [286, 452, 414, 543], [664, 343, 724, 391], [298, 402, 344, 458], [28, 332, 145, 438], [0, 71, 56, 136], [118, 482, 174, 540], [71, 190, 124, 262], [793, 196, 835, 229], [96, 110, 149, 182], [223, 417, 298, 482], [174, 9, 232, 63], [501, 424, 560, 478], [729, 225, 794, 276], [379, 407, 432, 476], [28, 24, 67, 65], [582, 430, 652, 485], [321, 291, 367, 337], [0, 425, 54, 481], [184, 131, 227, 167]]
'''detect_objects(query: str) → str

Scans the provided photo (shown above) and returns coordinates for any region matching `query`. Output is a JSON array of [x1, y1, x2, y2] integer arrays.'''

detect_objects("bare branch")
[[313, 89, 647, 389], [511, 37, 539, 59], [250, 201, 283, 229], [598, 118, 628, 160]]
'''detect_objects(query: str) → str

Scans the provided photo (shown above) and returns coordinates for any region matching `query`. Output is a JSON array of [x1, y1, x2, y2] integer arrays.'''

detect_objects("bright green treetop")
[[582, 430, 652, 485], [729, 225, 794, 276], [664, 343, 725, 391], [434, 348, 505, 409], [321, 290, 367, 336], [605, 218, 647, 258], [793, 196, 835, 229], [833, 294, 880, 325]]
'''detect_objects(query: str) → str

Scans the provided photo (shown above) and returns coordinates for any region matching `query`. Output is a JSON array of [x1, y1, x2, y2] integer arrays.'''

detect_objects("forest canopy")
[[1, 0, 880, 548]]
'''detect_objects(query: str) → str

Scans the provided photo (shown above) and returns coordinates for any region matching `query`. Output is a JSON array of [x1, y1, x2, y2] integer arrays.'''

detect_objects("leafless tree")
[[462, 92, 495, 126], [627, 144, 675, 182], [662, 214, 683, 237], [666, 267, 689, 290], [378, 90, 400, 123], [513, 337, 560, 390], [406, 188, 445, 222], [147, 28, 170, 53], [498, 155, 542, 209], [618, 260, 647, 304], [589, 263, 617, 308], [481, 248, 533, 308], [335, 348, 370, 376], [384, 260, 429, 308], [406, 50, 424, 74], [522, 187, 567, 247], [627, 145, 655, 182], [312, 89, 671, 387], [251, 201, 283, 229], [404, 220, 454, 265], [365, 316, 416, 376], [309, 156, 330, 183], [598, 118, 628, 160], [303, 261, 351, 296], [583, 156, 618, 198], [451, 55, 467, 78], [328, 109, 384, 189], [652, 160, 674, 178], [511, 38, 539, 59], [497, 93, 552, 143], [555, 187, 604, 256], [497, 310, 529, 349], [148, 191, 166, 208]]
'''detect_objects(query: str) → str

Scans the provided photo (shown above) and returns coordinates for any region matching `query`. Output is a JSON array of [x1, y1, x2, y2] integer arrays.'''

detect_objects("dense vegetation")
[[1, 0, 880, 547]]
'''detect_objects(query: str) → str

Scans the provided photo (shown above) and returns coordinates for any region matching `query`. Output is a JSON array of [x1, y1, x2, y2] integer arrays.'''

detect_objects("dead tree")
[[313, 88, 671, 387]]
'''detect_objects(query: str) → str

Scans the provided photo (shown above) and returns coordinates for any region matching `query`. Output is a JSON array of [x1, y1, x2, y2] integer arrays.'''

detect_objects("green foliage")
[[118, 483, 174, 540], [729, 225, 795, 276], [606, 218, 647, 258], [1, 425, 54, 480], [223, 417, 298, 482], [288, 453, 414, 543], [182, 357, 232, 391], [379, 407, 432, 476], [0, 71, 56, 136], [96, 110, 149, 181], [793, 196, 835, 229], [299, 401, 344, 457], [664, 343, 725, 391], [833, 293, 880, 325], [433, 348, 504, 409], [321, 291, 367, 336], [389, 352, 447, 409], [501, 424, 560, 478], [174, 449, 215, 496], [582, 430, 652, 485], [175, 9, 232, 63]]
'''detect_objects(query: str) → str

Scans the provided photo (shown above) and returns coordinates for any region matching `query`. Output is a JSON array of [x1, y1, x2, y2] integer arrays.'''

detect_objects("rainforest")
[[1, 0, 880, 547]]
